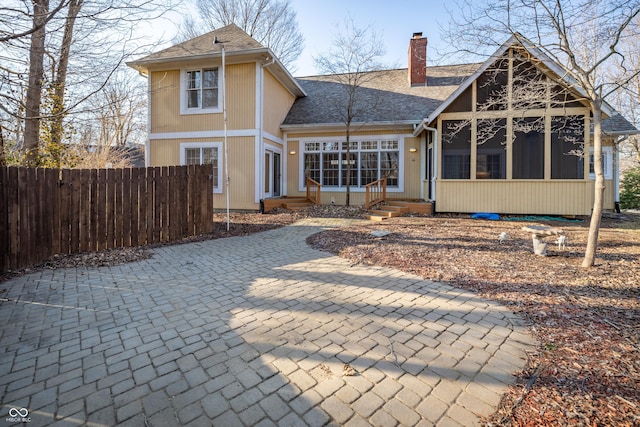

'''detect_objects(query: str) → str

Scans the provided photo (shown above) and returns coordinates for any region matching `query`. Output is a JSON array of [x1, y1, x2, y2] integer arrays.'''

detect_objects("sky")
[[288, 0, 455, 76]]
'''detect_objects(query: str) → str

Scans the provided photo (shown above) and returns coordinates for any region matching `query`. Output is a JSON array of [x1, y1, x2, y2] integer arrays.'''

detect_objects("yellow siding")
[[435, 180, 615, 215], [263, 71, 295, 138], [403, 136, 422, 199], [150, 63, 256, 134], [148, 137, 258, 211]]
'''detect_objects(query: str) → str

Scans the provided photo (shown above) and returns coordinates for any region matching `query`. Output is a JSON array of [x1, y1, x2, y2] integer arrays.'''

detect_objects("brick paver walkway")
[[0, 218, 534, 426]]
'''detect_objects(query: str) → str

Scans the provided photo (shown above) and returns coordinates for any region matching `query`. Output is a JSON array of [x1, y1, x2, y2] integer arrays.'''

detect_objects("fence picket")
[[0, 165, 213, 273]]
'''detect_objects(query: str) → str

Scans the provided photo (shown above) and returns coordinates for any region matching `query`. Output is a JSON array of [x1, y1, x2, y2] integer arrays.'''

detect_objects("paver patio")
[[0, 218, 535, 426]]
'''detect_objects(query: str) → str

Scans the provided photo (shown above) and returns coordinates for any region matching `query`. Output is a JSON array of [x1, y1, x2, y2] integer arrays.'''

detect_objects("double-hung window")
[[181, 142, 223, 193], [183, 68, 220, 113]]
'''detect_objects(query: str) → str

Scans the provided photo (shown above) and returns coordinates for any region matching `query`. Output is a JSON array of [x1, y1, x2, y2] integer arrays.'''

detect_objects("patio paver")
[[0, 217, 535, 426]]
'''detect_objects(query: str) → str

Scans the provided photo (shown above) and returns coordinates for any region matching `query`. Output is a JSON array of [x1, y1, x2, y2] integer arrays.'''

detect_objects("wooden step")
[[371, 209, 404, 218], [366, 215, 388, 221], [263, 197, 310, 212], [283, 202, 312, 211]]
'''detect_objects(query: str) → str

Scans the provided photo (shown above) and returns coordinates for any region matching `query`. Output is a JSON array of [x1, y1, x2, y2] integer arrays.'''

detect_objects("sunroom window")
[[302, 139, 400, 189]]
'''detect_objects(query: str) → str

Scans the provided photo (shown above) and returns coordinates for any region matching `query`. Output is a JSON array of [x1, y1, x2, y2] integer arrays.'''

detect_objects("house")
[[127, 25, 637, 215]]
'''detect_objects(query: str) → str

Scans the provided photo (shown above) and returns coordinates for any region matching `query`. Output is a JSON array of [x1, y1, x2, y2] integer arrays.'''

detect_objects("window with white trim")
[[180, 142, 222, 193], [589, 146, 613, 180], [181, 68, 220, 114], [303, 139, 400, 188]]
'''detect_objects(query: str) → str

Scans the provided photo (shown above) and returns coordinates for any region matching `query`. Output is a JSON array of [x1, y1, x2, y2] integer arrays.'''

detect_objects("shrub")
[[620, 166, 640, 209]]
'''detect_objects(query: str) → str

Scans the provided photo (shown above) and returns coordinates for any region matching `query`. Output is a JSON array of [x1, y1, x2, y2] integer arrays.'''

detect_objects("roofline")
[[425, 33, 617, 124], [126, 47, 306, 98], [281, 120, 420, 133]]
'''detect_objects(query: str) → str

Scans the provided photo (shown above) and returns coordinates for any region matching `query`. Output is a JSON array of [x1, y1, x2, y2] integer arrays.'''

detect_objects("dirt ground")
[[3, 207, 639, 426]]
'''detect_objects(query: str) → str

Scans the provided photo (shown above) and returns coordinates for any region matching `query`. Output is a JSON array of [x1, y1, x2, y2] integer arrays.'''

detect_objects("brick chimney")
[[408, 32, 427, 86]]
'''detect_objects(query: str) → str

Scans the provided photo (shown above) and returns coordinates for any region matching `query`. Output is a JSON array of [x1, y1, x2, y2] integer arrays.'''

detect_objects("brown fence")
[[0, 165, 214, 273]]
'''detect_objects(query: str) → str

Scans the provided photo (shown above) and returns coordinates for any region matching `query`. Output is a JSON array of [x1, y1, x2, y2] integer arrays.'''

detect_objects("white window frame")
[[180, 142, 223, 193], [589, 146, 613, 180], [298, 136, 405, 192], [180, 68, 222, 115]]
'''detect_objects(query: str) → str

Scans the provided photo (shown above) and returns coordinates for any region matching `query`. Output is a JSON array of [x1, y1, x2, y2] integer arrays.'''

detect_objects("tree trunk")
[[23, 0, 49, 166], [49, 0, 83, 161], [0, 126, 5, 166], [582, 103, 604, 268]]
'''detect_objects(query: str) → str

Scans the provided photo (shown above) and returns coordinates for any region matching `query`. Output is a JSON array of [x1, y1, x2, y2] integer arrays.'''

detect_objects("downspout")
[[422, 121, 438, 210], [614, 135, 629, 213], [258, 56, 276, 204], [140, 71, 150, 167]]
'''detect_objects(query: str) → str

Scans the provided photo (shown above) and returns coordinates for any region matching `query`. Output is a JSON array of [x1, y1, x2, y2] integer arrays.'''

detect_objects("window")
[[180, 142, 222, 193], [302, 138, 401, 189], [182, 68, 220, 113], [442, 120, 471, 179], [589, 146, 613, 180], [512, 117, 544, 179], [476, 119, 506, 179], [551, 116, 584, 179]]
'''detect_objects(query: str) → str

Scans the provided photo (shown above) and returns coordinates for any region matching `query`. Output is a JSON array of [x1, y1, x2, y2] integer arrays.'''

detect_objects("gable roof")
[[127, 24, 305, 97], [282, 64, 480, 129], [129, 24, 265, 66], [418, 33, 637, 136]]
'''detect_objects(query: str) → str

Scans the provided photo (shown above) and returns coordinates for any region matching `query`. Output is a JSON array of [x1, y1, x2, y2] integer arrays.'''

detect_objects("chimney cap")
[[412, 32, 423, 38]]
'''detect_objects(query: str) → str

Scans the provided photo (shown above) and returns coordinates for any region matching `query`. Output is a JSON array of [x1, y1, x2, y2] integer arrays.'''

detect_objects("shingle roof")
[[283, 64, 481, 126], [131, 24, 265, 65], [602, 113, 638, 135]]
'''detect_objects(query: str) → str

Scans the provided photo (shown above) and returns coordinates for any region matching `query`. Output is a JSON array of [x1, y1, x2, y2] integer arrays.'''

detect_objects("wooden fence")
[[0, 165, 214, 273]]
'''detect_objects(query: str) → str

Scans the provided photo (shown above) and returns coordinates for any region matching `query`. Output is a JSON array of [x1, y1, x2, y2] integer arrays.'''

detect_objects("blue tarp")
[[470, 213, 500, 220]]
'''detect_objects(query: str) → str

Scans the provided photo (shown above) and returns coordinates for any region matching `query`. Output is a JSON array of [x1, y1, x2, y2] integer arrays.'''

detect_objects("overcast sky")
[[288, 0, 455, 76]]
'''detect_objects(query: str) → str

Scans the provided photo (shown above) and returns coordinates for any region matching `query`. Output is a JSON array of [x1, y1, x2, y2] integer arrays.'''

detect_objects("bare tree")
[[610, 17, 640, 169], [91, 72, 147, 148], [178, 0, 304, 68], [1, 0, 175, 166], [23, 0, 49, 165], [445, 0, 640, 267], [314, 17, 387, 206]]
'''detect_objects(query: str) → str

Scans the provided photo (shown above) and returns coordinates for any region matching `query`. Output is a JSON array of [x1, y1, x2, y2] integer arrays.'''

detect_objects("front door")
[[264, 149, 281, 198]]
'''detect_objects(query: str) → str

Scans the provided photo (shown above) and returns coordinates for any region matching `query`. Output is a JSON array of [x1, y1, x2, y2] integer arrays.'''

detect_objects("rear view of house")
[[128, 25, 637, 216]]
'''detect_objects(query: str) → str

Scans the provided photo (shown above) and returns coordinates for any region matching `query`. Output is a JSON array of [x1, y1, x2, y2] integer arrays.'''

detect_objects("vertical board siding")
[[0, 165, 214, 274], [435, 180, 611, 215]]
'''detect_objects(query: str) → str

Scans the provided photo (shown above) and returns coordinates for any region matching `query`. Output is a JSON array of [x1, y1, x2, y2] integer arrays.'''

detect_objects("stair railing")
[[365, 177, 387, 209], [306, 177, 321, 205]]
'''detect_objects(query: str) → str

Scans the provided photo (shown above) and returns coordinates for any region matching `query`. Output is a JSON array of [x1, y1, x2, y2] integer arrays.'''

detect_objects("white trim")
[[264, 143, 283, 199], [150, 129, 259, 140], [297, 134, 406, 193], [256, 63, 263, 203], [264, 131, 284, 145], [180, 142, 223, 193], [145, 74, 151, 167], [179, 68, 223, 115], [589, 146, 613, 180], [283, 132, 289, 196]]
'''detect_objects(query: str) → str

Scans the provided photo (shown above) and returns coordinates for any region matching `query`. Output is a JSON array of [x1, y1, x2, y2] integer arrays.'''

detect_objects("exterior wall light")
[[289, 150, 296, 155], [409, 147, 417, 153]]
